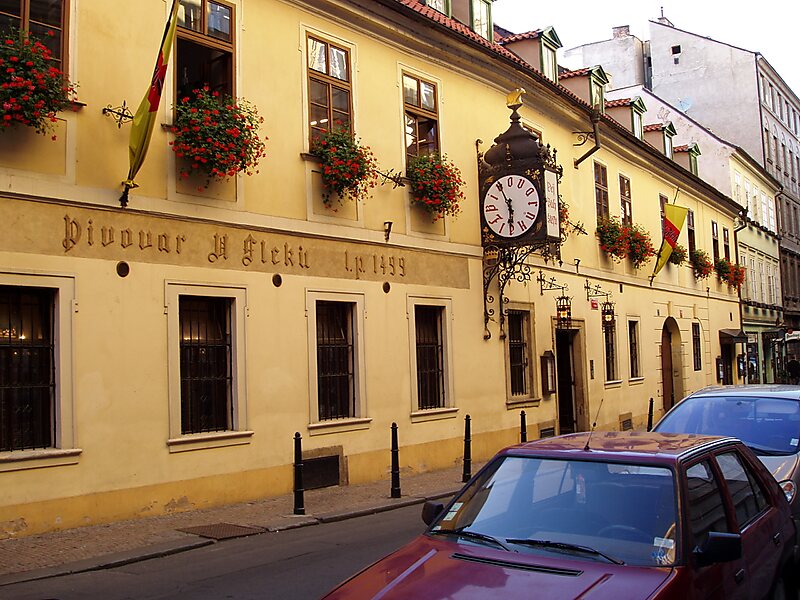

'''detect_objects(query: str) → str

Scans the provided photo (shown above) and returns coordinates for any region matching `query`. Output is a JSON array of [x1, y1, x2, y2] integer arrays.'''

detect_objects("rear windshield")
[[657, 395, 800, 455]]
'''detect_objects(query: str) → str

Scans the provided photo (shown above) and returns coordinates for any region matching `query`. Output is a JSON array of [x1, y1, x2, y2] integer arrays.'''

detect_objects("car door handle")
[[773, 532, 782, 546], [735, 569, 746, 584]]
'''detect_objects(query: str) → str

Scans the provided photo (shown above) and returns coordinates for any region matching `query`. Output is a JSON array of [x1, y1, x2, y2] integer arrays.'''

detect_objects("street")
[[1, 504, 425, 600]]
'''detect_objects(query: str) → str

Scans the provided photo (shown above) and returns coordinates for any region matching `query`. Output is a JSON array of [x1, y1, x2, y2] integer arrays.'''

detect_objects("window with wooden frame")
[[723, 227, 730, 261], [0, 0, 66, 70], [426, 0, 448, 14], [594, 162, 609, 221], [471, 0, 491, 40], [403, 73, 439, 165], [307, 34, 352, 143], [619, 175, 632, 226], [711, 221, 719, 263], [176, 0, 234, 99], [687, 209, 696, 255]]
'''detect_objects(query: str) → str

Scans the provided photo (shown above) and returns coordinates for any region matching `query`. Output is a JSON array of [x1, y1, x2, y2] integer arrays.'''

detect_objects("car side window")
[[715, 452, 767, 528], [686, 461, 729, 547]]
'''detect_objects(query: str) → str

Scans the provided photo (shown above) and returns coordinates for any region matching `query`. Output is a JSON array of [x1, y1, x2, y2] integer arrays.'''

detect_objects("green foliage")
[[171, 86, 267, 189], [311, 124, 378, 206], [0, 27, 77, 136], [406, 153, 464, 221]]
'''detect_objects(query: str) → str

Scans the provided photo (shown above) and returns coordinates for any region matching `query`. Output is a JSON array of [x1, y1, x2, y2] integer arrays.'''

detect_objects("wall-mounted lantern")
[[541, 350, 556, 395], [601, 300, 616, 328], [556, 295, 572, 329]]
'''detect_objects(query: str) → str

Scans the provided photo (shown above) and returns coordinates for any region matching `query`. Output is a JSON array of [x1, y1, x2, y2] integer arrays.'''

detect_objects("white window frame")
[[407, 296, 456, 419], [306, 291, 368, 429], [165, 282, 251, 452], [0, 272, 78, 471], [541, 42, 557, 82]]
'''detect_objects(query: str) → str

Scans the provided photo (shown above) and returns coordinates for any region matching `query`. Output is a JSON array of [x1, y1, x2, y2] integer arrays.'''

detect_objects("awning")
[[719, 329, 748, 344]]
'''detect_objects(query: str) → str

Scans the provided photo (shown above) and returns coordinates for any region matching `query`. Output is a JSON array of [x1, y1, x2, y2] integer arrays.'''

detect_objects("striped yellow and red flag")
[[653, 203, 689, 276], [120, 0, 180, 206]]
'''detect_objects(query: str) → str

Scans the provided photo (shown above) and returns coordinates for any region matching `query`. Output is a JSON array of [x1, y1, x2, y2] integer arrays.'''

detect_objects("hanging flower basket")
[[668, 243, 687, 266], [310, 124, 378, 207], [0, 28, 77, 137], [596, 217, 627, 261], [625, 223, 656, 268], [406, 153, 464, 221], [170, 86, 267, 189], [690, 249, 713, 279], [715, 257, 746, 288]]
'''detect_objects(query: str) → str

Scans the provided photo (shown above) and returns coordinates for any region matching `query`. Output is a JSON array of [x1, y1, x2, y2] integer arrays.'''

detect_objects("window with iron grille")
[[316, 300, 355, 420], [0, 0, 66, 69], [604, 322, 617, 381], [307, 34, 351, 143], [619, 175, 632, 226], [415, 305, 445, 410], [403, 73, 439, 165], [594, 162, 609, 220], [692, 322, 702, 371], [177, 0, 235, 98], [179, 296, 232, 434], [0, 286, 55, 452], [628, 320, 640, 379], [507, 310, 530, 396]]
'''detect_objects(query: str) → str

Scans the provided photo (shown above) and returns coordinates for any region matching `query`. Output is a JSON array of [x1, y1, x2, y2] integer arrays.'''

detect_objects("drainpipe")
[[573, 109, 603, 169], [734, 211, 747, 382]]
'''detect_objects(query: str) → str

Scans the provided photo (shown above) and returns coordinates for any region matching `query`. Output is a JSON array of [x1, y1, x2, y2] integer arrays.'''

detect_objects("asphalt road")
[[1, 503, 426, 600]]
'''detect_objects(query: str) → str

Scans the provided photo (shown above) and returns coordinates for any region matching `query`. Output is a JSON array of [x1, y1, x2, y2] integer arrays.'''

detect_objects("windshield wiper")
[[430, 527, 513, 551], [506, 538, 624, 565]]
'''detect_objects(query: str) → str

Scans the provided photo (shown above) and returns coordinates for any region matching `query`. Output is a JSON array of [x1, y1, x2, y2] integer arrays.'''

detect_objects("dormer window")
[[427, 0, 448, 14], [542, 42, 557, 82], [590, 79, 604, 111], [471, 0, 491, 40], [632, 110, 643, 139], [664, 132, 673, 158]]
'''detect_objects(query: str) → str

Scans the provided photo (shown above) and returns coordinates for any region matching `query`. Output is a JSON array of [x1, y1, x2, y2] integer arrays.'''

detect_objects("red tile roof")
[[674, 144, 690, 152], [605, 98, 632, 108], [644, 123, 666, 132], [498, 30, 543, 44], [558, 67, 592, 80]]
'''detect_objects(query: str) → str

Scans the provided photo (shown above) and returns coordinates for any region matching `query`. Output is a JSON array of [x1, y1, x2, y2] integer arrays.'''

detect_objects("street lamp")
[[601, 300, 616, 328], [556, 295, 572, 329]]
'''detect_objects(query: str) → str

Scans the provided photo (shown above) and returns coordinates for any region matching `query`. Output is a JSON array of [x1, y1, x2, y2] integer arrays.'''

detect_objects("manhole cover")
[[178, 523, 265, 540]]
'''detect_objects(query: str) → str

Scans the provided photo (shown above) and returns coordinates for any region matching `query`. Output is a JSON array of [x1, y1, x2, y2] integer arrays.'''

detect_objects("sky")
[[491, 0, 800, 94]]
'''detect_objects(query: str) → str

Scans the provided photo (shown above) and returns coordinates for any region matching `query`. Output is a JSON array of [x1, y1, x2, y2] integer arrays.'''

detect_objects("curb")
[[0, 489, 459, 588]]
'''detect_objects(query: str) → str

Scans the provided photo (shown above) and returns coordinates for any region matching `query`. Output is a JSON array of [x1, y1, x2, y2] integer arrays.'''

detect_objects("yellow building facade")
[[0, 0, 743, 537]]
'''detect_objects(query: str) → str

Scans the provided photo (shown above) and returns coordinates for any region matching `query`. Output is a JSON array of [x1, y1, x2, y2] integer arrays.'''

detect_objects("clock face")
[[482, 174, 540, 238]]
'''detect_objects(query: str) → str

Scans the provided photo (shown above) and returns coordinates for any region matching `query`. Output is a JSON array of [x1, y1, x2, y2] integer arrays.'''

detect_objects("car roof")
[[503, 431, 734, 464], [686, 384, 800, 400]]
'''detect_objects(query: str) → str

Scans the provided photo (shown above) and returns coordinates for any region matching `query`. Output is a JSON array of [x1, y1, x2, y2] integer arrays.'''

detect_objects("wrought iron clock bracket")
[[482, 244, 539, 340], [102, 101, 134, 128]]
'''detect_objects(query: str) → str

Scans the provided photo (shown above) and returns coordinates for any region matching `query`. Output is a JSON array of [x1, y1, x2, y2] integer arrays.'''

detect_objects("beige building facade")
[[0, 0, 743, 538]]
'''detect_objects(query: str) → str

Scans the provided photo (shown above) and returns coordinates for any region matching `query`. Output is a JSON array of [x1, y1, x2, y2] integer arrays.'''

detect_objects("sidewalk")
[[0, 462, 481, 587]]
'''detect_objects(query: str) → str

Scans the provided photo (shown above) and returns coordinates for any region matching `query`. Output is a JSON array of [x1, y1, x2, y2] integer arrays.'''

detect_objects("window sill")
[[505, 397, 542, 409], [628, 377, 645, 385], [0, 448, 82, 472], [167, 430, 254, 453], [604, 380, 623, 389], [308, 417, 372, 436], [410, 407, 459, 423]]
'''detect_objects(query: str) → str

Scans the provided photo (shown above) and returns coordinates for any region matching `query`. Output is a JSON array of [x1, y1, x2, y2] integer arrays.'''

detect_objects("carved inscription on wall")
[[0, 198, 470, 288]]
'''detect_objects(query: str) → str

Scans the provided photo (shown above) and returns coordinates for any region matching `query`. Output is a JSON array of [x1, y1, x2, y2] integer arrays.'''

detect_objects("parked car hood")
[[758, 452, 799, 484], [324, 536, 672, 600]]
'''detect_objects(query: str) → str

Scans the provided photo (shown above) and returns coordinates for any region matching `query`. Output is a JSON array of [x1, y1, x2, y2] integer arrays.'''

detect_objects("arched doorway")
[[661, 317, 683, 412]]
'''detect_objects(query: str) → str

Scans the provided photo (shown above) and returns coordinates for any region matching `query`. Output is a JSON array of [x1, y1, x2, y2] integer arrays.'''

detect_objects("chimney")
[[612, 26, 630, 38]]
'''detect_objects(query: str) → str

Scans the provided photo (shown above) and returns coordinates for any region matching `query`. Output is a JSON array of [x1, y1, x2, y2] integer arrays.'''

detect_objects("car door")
[[682, 459, 748, 600], [713, 449, 783, 596]]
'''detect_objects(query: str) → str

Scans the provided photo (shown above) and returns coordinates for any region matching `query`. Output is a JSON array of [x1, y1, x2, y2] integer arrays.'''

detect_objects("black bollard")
[[462, 414, 472, 483], [520, 410, 528, 443], [293, 432, 305, 515], [391, 422, 401, 499], [647, 398, 654, 431]]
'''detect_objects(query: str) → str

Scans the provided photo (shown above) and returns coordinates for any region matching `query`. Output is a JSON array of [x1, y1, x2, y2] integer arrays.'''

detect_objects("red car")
[[323, 432, 797, 599]]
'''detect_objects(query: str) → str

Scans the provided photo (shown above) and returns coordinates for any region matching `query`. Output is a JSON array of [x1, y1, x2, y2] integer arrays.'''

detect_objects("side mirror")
[[421, 501, 444, 526], [693, 531, 742, 567]]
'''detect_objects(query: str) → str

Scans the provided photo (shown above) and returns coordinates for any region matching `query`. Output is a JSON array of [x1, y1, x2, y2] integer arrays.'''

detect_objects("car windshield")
[[430, 456, 678, 567], [656, 395, 800, 455]]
